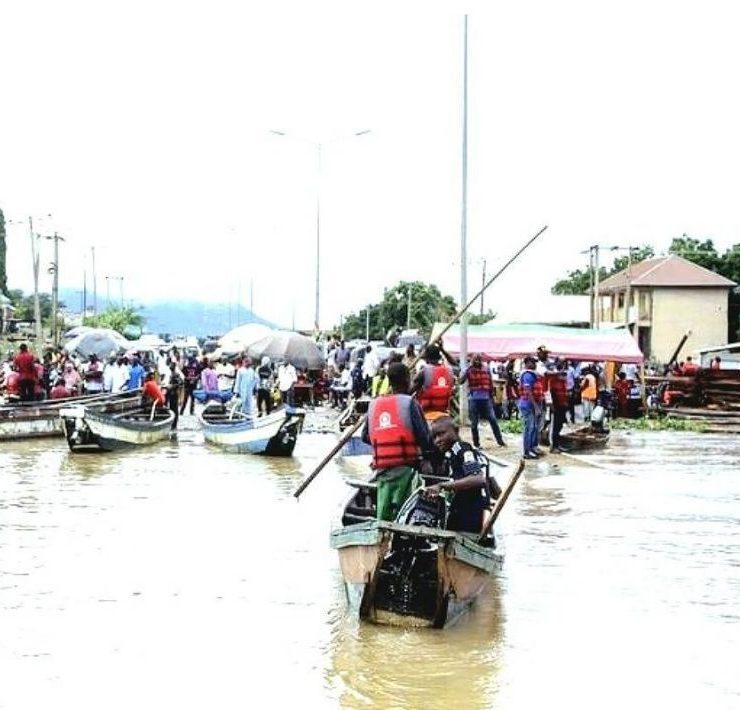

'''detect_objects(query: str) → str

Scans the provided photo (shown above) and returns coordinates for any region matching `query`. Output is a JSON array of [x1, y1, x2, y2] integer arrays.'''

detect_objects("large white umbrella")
[[219, 323, 273, 353]]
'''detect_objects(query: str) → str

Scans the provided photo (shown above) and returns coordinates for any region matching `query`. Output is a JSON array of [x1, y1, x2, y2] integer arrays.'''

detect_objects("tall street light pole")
[[459, 14, 470, 425], [270, 128, 370, 333], [41, 231, 65, 346]]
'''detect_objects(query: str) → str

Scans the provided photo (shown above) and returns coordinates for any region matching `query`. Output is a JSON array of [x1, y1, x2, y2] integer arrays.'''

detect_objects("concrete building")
[[597, 255, 736, 362]]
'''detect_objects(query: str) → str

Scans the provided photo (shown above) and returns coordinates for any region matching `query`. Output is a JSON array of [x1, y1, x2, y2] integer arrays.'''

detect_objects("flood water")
[[1, 419, 739, 709]]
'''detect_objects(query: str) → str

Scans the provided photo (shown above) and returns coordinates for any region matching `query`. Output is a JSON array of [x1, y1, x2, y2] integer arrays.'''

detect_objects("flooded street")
[[1, 422, 739, 709]]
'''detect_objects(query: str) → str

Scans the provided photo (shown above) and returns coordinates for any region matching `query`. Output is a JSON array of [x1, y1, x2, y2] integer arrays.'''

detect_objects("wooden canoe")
[[60, 402, 175, 452], [330, 474, 507, 629], [197, 402, 305, 456], [559, 424, 609, 452], [0, 390, 141, 442]]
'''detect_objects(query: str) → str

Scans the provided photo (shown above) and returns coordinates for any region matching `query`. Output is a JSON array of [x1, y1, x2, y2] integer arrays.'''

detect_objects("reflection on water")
[[1, 424, 739, 709]]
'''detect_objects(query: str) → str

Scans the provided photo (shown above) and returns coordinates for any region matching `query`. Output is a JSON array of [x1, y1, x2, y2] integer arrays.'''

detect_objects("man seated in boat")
[[141, 371, 166, 408], [361, 362, 435, 521], [425, 417, 502, 535]]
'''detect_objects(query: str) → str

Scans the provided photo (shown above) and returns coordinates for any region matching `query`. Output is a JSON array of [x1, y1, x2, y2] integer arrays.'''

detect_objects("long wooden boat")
[[330, 458, 521, 628], [60, 402, 175, 452], [197, 403, 305, 456], [559, 424, 609, 452], [0, 391, 141, 442]]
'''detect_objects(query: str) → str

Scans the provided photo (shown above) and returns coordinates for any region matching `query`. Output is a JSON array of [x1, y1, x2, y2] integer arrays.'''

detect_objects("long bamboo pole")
[[292, 224, 548, 500]]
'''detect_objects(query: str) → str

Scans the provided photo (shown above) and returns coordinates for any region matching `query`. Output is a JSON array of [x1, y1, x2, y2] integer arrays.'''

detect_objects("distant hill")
[[60, 290, 279, 337]]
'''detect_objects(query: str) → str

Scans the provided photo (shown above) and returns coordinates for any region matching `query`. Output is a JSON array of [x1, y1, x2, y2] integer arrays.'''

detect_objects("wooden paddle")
[[293, 225, 548, 500], [477, 458, 525, 544]]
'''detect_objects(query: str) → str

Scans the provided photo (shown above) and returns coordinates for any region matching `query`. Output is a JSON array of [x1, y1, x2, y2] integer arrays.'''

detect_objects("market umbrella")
[[64, 329, 128, 359], [247, 330, 325, 370], [220, 323, 273, 353]]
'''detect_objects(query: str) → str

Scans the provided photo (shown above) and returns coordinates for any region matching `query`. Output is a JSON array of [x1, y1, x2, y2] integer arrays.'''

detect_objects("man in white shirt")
[[216, 358, 236, 392], [362, 345, 380, 388], [110, 358, 130, 393], [277, 361, 297, 407]]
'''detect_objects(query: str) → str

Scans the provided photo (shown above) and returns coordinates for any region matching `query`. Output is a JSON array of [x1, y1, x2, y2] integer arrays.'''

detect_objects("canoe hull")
[[560, 425, 609, 452], [0, 391, 140, 442], [331, 520, 503, 629], [61, 405, 174, 452], [198, 406, 304, 456]]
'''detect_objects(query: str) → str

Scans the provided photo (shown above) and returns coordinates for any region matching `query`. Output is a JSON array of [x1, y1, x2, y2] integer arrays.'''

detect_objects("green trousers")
[[376, 466, 419, 522]]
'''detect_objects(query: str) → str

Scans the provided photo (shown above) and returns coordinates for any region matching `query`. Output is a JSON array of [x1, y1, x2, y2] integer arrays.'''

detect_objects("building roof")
[[598, 254, 736, 293]]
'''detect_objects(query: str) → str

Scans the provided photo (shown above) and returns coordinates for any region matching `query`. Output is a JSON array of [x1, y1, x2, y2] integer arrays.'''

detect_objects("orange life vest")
[[368, 394, 420, 470], [418, 364, 454, 413]]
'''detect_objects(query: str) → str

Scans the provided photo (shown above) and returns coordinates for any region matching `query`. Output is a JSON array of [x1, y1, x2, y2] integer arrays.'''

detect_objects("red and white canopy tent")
[[431, 323, 644, 363]]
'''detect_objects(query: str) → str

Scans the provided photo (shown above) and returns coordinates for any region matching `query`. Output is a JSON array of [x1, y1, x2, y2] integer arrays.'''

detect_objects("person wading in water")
[[361, 362, 435, 521]]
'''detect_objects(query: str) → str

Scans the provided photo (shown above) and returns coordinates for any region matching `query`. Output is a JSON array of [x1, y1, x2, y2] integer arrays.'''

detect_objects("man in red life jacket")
[[362, 362, 435, 521], [412, 343, 455, 422], [460, 353, 505, 448], [681, 356, 699, 375]]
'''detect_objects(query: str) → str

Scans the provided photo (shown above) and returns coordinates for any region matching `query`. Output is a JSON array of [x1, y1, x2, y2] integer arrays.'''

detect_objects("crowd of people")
[[0, 343, 310, 430]]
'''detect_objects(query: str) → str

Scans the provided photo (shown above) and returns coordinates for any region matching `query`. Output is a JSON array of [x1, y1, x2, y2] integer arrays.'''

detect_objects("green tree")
[[8, 289, 56, 322], [551, 245, 654, 294], [83, 306, 144, 336], [340, 281, 457, 341], [668, 234, 723, 272], [0, 208, 8, 297]]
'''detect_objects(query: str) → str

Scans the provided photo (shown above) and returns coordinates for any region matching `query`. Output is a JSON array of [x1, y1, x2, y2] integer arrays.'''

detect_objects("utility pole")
[[406, 284, 412, 330], [594, 244, 601, 329], [459, 14, 469, 425], [42, 232, 65, 347], [480, 258, 487, 315], [28, 217, 43, 345], [365, 306, 370, 342], [624, 246, 633, 328], [91, 246, 97, 314], [315, 144, 322, 334]]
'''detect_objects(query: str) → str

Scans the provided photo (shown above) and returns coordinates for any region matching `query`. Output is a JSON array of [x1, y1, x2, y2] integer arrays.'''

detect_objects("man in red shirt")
[[142, 371, 165, 407], [13, 344, 37, 402]]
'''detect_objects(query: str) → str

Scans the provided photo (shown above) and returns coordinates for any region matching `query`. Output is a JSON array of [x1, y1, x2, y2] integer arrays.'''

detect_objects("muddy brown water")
[[1, 416, 738, 709]]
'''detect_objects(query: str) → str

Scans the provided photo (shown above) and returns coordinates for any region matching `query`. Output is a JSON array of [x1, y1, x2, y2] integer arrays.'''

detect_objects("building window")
[[618, 292, 625, 308]]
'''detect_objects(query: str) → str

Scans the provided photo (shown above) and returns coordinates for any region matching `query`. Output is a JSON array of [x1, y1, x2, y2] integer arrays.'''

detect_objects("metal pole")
[[588, 246, 595, 328], [91, 246, 97, 314], [480, 258, 486, 315], [315, 143, 322, 333], [624, 247, 632, 329], [365, 306, 370, 342], [459, 14, 469, 426], [52, 232, 59, 346], [406, 284, 412, 329], [29, 217, 43, 345], [594, 245, 601, 329]]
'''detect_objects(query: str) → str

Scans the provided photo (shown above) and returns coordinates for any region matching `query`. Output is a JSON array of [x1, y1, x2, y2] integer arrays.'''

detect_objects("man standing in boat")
[[361, 362, 435, 521], [411, 343, 455, 422], [13, 343, 37, 403]]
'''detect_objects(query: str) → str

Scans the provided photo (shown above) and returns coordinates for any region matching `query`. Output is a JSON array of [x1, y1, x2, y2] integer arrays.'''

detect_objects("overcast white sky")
[[2, 1, 739, 331]]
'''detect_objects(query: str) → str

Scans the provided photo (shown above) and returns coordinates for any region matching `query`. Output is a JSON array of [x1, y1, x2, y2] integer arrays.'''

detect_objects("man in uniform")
[[425, 417, 501, 535], [361, 362, 435, 521]]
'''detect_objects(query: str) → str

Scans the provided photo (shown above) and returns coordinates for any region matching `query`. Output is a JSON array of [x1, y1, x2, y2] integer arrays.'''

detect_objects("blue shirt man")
[[127, 359, 146, 390]]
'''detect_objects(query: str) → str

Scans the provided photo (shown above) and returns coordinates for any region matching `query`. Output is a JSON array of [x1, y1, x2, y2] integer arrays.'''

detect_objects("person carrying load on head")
[[411, 343, 456, 423], [361, 362, 435, 521]]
